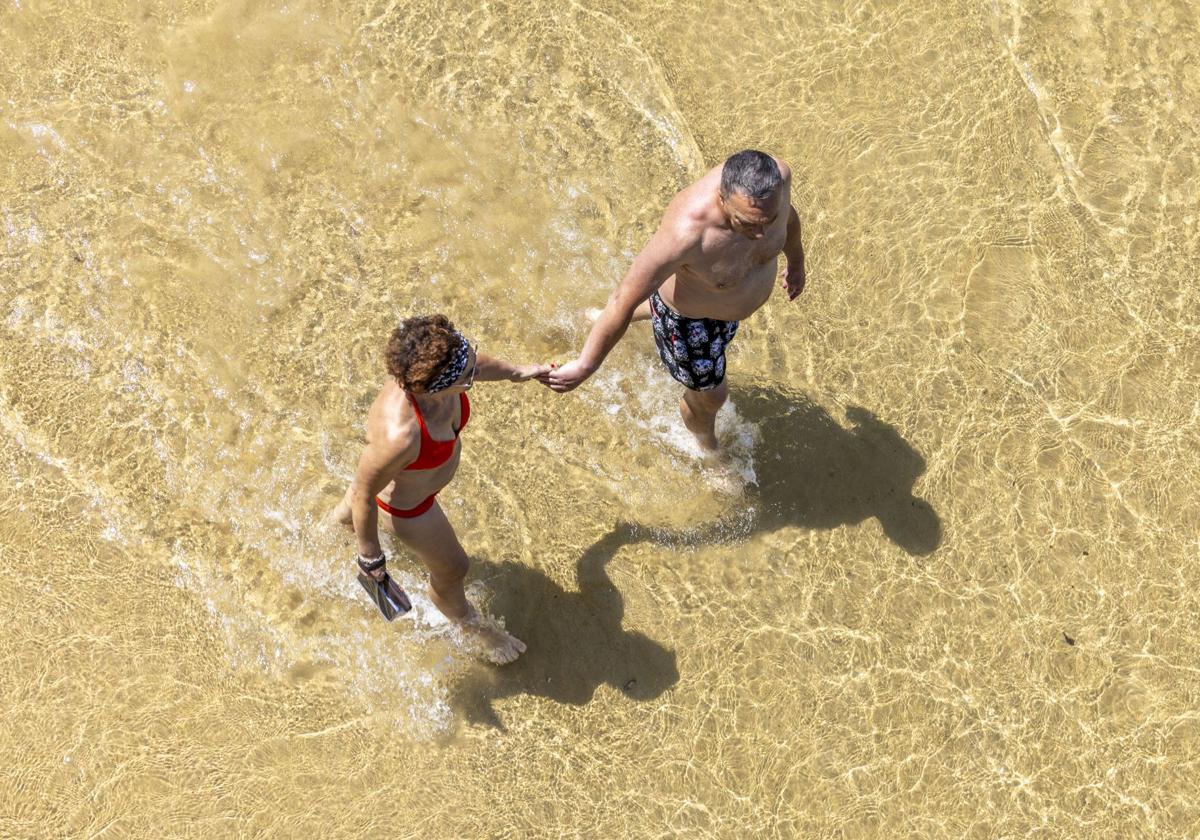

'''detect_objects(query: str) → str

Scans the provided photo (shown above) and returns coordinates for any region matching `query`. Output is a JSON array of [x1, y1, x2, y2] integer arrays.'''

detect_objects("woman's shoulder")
[[367, 385, 421, 454]]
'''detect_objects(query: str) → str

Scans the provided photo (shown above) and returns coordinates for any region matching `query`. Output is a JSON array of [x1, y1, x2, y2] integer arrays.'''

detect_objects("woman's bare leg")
[[329, 486, 354, 532], [381, 502, 525, 664]]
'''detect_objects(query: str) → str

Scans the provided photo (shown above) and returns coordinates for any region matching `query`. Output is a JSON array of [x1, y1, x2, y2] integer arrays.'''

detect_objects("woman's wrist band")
[[357, 552, 387, 572]]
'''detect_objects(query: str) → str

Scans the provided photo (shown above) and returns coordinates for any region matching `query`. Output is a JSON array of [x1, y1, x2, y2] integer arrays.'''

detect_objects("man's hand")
[[509, 363, 552, 382], [543, 358, 594, 393], [782, 263, 806, 301]]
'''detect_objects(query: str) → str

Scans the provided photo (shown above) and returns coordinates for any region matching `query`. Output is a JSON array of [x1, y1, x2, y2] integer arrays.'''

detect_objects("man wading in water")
[[333, 315, 547, 663], [543, 150, 807, 455]]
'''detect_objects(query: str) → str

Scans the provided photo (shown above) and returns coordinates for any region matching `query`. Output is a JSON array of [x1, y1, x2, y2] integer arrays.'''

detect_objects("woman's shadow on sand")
[[455, 385, 940, 727], [454, 552, 679, 729]]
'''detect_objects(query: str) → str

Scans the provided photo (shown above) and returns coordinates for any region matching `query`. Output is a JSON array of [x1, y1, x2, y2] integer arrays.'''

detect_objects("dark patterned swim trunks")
[[648, 291, 739, 391]]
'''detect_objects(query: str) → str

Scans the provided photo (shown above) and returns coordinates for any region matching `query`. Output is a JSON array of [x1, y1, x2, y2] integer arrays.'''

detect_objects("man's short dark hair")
[[720, 150, 782, 201]]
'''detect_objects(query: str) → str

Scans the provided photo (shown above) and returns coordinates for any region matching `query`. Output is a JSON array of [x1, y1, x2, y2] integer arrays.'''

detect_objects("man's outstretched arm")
[[545, 215, 694, 392]]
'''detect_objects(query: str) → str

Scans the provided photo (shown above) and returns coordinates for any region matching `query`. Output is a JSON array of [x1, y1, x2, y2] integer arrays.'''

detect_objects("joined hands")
[[537, 359, 593, 393], [510, 363, 553, 382]]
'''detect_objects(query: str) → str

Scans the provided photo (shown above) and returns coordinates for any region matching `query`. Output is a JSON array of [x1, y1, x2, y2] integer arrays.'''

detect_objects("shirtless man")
[[543, 150, 806, 453]]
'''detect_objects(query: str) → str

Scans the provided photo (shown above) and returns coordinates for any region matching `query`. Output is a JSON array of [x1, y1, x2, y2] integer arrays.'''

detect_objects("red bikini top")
[[404, 392, 470, 471]]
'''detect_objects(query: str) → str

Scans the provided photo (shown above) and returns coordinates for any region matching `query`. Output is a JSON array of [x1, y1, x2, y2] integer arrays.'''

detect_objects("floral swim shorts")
[[648, 291, 739, 391]]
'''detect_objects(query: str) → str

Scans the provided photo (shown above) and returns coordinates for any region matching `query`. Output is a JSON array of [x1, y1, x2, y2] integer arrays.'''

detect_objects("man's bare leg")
[[679, 380, 728, 455], [382, 503, 526, 664], [588, 299, 652, 324]]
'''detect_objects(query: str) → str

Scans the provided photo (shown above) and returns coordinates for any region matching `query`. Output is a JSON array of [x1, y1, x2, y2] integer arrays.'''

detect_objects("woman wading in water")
[[333, 314, 548, 663]]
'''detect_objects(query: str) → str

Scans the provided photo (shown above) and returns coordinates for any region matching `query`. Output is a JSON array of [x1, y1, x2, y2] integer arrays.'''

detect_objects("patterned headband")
[[424, 332, 471, 393]]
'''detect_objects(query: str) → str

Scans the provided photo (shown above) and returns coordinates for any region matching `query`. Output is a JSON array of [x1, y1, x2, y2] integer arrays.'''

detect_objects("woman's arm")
[[349, 429, 417, 558], [473, 353, 550, 383]]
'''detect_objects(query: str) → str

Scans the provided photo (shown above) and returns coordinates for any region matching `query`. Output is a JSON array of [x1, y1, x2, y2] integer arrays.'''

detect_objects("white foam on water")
[[2, 214, 43, 248], [8, 121, 67, 150], [582, 359, 760, 489], [168, 418, 523, 738], [173, 537, 465, 738], [565, 2, 703, 175], [0, 396, 140, 553]]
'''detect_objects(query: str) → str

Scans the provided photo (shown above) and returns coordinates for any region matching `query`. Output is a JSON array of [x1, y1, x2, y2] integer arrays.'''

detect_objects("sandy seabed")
[[2, 0, 1198, 836]]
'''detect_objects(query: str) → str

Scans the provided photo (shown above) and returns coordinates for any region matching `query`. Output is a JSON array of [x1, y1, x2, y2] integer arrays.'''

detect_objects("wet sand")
[[1, 0, 1198, 836]]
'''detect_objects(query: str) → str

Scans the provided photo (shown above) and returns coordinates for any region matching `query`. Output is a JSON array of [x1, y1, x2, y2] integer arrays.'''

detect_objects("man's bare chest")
[[694, 232, 785, 285]]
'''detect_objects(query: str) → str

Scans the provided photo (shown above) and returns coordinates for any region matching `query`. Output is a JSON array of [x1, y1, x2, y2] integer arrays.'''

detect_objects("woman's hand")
[[509, 363, 552, 382]]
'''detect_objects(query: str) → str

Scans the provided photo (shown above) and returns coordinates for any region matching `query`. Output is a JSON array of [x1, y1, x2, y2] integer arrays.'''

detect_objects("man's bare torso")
[[658, 163, 791, 322]]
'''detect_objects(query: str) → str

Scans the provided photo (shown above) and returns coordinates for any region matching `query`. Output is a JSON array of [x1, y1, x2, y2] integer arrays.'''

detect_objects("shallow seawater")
[[1, 0, 1198, 836]]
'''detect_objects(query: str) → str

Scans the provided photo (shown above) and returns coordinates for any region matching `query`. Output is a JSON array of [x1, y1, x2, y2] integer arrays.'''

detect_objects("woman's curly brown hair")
[[385, 314, 459, 393]]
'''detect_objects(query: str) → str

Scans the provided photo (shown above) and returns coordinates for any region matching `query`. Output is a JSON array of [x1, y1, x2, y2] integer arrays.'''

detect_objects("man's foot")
[[700, 454, 746, 495], [693, 430, 721, 455], [456, 604, 527, 665]]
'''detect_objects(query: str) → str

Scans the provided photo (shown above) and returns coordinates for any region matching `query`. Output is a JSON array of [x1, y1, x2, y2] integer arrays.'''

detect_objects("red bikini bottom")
[[376, 494, 437, 519]]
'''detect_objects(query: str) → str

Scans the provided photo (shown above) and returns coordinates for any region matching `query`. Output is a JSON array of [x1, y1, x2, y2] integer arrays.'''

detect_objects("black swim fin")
[[356, 555, 412, 621]]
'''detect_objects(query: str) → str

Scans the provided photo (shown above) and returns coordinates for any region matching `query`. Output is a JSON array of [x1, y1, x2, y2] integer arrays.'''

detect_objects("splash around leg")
[[679, 380, 728, 455], [327, 490, 355, 533], [447, 598, 527, 665]]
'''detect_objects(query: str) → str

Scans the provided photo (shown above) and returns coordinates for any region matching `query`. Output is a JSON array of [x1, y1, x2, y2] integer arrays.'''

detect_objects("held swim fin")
[[356, 555, 413, 621]]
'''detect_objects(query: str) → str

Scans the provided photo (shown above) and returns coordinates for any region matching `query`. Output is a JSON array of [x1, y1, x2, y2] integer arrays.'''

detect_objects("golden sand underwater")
[[1, 0, 1198, 836]]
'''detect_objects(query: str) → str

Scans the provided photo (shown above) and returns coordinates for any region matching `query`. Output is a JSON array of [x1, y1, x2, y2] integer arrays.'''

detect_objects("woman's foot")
[[454, 603, 527, 665]]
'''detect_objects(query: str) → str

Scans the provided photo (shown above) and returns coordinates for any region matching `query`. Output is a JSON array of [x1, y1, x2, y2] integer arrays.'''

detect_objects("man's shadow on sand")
[[455, 386, 939, 727], [617, 384, 943, 554]]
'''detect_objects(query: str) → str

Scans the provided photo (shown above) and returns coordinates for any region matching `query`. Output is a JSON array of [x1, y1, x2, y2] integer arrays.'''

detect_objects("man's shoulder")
[[668, 172, 722, 227], [659, 198, 714, 255], [686, 163, 724, 195]]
